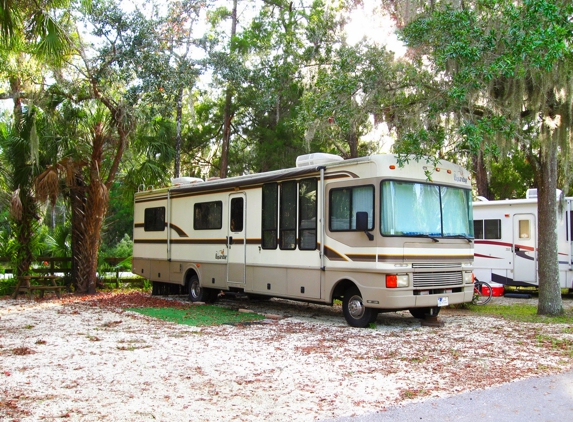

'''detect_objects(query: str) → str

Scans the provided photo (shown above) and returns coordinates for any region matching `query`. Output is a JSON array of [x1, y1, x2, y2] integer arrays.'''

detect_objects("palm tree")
[[0, 107, 43, 276]]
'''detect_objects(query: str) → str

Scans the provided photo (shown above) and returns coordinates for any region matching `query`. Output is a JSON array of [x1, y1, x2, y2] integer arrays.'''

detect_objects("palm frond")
[[35, 166, 60, 204]]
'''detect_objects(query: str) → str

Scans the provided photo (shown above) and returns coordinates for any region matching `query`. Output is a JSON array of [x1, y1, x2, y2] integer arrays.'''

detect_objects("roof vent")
[[171, 177, 204, 186], [296, 153, 344, 168], [525, 188, 562, 199]]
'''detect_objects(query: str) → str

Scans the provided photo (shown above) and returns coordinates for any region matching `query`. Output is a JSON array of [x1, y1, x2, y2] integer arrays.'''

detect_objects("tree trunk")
[[72, 124, 109, 294], [174, 87, 183, 178], [220, 0, 238, 179], [472, 150, 489, 199], [348, 130, 358, 158], [10, 75, 35, 277], [69, 171, 86, 291], [14, 192, 36, 277], [537, 131, 563, 316], [220, 90, 233, 178]]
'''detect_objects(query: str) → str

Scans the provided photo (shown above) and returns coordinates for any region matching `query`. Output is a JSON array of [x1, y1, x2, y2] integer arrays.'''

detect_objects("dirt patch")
[[1, 292, 572, 421]]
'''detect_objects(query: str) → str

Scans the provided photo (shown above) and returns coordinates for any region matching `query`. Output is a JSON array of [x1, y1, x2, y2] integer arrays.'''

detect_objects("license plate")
[[437, 297, 449, 307]]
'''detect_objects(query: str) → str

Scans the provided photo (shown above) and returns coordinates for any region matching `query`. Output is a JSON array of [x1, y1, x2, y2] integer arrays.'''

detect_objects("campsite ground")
[[1, 291, 572, 421]]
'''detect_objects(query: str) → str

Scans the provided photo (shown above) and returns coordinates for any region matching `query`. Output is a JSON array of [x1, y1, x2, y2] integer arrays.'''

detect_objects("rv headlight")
[[464, 271, 474, 284], [386, 274, 409, 288]]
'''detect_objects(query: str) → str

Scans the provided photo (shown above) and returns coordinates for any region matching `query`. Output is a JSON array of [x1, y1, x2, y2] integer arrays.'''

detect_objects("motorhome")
[[132, 153, 475, 327], [473, 189, 573, 290]]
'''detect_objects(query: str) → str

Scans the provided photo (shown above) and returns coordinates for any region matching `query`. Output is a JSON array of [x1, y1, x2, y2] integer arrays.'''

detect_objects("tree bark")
[[348, 130, 358, 158], [69, 171, 86, 292], [536, 130, 563, 316], [174, 87, 183, 178], [220, 0, 238, 179], [472, 150, 489, 199], [10, 75, 36, 277], [71, 122, 111, 294]]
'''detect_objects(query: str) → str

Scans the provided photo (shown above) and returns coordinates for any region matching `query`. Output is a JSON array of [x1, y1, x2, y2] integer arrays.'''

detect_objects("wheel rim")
[[190, 280, 201, 300], [347, 294, 365, 319]]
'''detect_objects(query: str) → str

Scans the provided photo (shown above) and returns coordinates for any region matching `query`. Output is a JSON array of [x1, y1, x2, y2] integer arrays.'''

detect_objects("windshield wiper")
[[417, 234, 440, 243], [444, 235, 473, 243]]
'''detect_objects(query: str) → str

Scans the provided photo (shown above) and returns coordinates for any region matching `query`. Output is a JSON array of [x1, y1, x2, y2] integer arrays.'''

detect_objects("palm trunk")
[[14, 193, 36, 276], [72, 124, 110, 294]]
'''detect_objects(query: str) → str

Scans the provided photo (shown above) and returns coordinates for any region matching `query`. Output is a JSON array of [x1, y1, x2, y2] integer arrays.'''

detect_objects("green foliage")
[[128, 305, 266, 326], [0, 277, 18, 297], [0, 0, 74, 65], [299, 41, 397, 157], [44, 223, 72, 259], [102, 234, 133, 260], [488, 149, 536, 199], [101, 183, 134, 251], [400, 0, 573, 148]]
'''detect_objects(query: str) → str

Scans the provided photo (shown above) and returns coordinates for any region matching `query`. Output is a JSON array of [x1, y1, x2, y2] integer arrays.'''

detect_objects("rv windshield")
[[381, 181, 473, 238]]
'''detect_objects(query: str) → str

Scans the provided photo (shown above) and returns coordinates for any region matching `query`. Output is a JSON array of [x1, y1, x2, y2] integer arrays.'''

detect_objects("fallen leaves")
[[1, 293, 573, 422], [12, 347, 35, 356]]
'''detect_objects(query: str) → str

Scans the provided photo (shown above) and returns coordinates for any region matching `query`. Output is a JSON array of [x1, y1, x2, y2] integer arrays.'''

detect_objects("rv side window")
[[518, 220, 530, 239], [299, 178, 317, 250], [194, 201, 223, 230], [262, 184, 278, 249], [230, 198, 244, 232], [280, 181, 298, 250], [567, 211, 573, 241], [484, 219, 501, 239], [144, 207, 166, 231], [329, 185, 374, 231], [473, 220, 484, 239]]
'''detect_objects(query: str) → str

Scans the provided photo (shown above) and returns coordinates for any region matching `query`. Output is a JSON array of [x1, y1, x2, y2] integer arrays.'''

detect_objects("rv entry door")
[[227, 193, 246, 285], [513, 213, 537, 285]]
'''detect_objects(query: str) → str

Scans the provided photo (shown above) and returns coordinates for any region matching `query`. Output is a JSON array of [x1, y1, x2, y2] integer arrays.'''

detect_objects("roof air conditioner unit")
[[296, 153, 343, 168], [171, 177, 204, 186]]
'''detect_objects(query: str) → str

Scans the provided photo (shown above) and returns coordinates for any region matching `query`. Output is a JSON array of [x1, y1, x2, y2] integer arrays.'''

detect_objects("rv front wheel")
[[188, 275, 216, 303], [342, 286, 376, 328]]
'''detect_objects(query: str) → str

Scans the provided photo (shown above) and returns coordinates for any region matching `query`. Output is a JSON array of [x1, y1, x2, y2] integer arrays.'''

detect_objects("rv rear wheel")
[[342, 286, 377, 328], [188, 275, 216, 303], [409, 307, 441, 319]]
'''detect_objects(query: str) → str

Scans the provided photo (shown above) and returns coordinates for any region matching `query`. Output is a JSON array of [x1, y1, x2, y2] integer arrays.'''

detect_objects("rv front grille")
[[413, 271, 463, 288], [412, 263, 462, 269]]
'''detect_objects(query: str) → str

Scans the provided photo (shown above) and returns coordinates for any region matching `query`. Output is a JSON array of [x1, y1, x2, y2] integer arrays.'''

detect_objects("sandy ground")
[[1, 292, 572, 422]]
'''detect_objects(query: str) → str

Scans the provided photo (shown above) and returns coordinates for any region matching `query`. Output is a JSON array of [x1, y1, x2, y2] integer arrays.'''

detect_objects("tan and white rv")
[[132, 153, 475, 327]]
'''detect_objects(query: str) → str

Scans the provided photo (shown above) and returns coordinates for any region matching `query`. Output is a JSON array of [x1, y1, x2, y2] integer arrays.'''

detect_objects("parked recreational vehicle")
[[132, 153, 474, 327], [473, 189, 573, 290]]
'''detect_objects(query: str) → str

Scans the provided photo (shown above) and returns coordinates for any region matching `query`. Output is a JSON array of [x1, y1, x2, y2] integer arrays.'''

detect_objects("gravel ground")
[[1, 291, 572, 421]]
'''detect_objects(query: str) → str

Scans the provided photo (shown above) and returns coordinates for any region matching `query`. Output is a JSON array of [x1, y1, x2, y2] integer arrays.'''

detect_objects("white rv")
[[473, 189, 573, 290], [132, 153, 475, 327]]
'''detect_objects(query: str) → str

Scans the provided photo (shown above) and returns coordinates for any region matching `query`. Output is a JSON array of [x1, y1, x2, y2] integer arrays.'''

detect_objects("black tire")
[[188, 275, 216, 303], [342, 286, 377, 328], [473, 281, 493, 305], [409, 307, 441, 319], [369, 310, 380, 324]]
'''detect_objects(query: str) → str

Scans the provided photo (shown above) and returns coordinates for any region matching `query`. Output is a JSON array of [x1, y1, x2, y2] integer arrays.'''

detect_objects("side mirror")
[[356, 211, 374, 241]]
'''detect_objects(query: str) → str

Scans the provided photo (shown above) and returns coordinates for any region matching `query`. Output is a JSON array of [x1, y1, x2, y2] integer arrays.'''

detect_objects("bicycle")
[[472, 280, 493, 305]]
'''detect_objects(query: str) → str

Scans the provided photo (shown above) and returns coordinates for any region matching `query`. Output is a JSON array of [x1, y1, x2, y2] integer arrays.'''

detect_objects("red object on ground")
[[483, 282, 504, 297]]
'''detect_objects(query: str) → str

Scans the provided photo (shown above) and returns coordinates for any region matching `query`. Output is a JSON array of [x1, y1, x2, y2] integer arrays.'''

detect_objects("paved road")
[[326, 369, 573, 422]]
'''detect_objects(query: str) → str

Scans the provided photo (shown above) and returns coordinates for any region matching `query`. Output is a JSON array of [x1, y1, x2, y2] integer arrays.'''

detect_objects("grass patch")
[[466, 303, 573, 324], [127, 305, 266, 326]]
